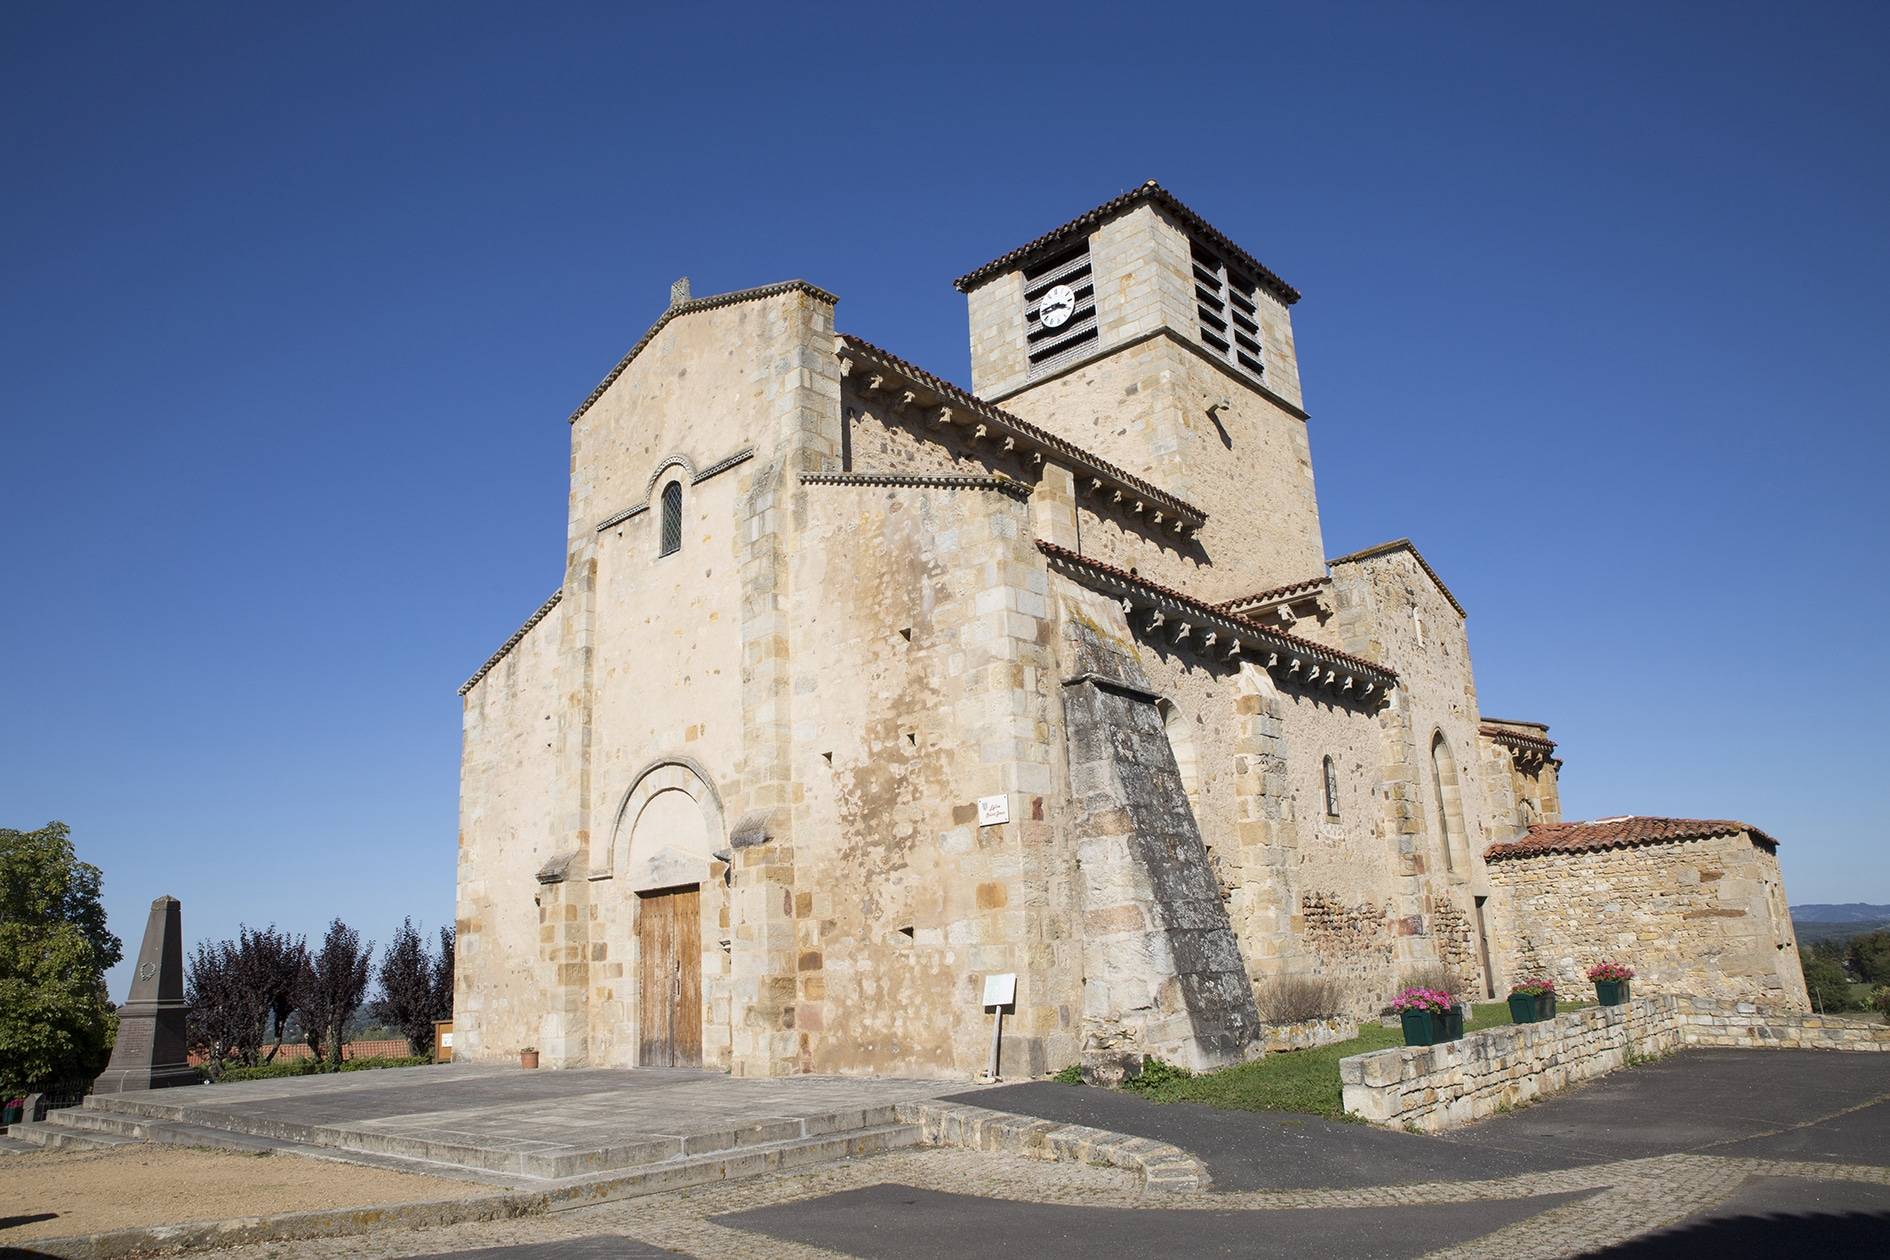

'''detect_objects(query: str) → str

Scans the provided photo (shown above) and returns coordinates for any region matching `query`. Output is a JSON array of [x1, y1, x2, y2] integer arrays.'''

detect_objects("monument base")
[[90, 1061, 201, 1094]]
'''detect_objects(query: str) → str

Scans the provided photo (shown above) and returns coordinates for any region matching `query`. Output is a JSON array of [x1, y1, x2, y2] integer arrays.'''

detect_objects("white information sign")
[[976, 794, 1010, 826], [981, 972, 1016, 1008]]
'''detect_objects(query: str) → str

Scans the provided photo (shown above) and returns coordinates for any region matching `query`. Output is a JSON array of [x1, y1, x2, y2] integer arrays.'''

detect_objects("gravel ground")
[[0, 1145, 489, 1244]]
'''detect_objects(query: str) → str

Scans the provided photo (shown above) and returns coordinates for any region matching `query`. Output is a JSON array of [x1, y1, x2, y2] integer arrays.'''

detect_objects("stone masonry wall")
[[780, 478, 1071, 1078], [1486, 832, 1810, 1011], [1342, 994, 1888, 1132], [1053, 580, 1262, 1075], [455, 597, 566, 1063], [1341, 997, 1686, 1132], [1322, 546, 1507, 1000]]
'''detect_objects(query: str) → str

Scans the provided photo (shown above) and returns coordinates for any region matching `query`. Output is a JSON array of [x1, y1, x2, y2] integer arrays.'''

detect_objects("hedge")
[[213, 1055, 430, 1083]]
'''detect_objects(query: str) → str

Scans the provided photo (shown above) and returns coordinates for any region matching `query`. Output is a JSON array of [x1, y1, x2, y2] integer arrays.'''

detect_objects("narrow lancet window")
[[1323, 755, 1340, 818], [659, 480, 683, 557]]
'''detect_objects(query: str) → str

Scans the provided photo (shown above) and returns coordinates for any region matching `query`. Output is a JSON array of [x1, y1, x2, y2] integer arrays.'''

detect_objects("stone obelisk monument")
[[93, 895, 197, 1093]]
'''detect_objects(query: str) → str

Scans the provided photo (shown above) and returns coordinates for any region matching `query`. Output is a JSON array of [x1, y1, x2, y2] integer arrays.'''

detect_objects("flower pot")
[[1536, 993, 1558, 1020], [1508, 994, 1539, 1024], [519, 1050, 540, 1069], [1400, 1009, 1439, 1046], [1595, 979, 1630, 1007], [1442, 1007, 1465, 1041]]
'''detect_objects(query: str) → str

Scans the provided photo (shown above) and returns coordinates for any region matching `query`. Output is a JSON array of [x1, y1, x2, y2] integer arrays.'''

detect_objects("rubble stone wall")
[[1485, 831, 1810, 1011]]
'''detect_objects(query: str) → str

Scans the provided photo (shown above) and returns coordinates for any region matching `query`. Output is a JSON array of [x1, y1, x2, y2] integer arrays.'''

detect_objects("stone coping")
[[896, 1100, 1206, 1192]]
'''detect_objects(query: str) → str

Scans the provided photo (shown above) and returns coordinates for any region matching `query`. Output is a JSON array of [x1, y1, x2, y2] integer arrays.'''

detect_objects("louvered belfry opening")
[[1023, 239, 1098, 380], [659, 480, 683, 556], [1192, 237, 1266, 382]]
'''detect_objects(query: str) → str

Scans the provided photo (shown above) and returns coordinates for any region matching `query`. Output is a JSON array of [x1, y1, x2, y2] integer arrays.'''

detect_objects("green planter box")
[[1508, 994, 1540, 1023], [1537, 993, 1558, 1020], [1595, 979, 1631, 1006], [1400, 1009, 1439, 1046], [1442, 1007, 1465, 1041]]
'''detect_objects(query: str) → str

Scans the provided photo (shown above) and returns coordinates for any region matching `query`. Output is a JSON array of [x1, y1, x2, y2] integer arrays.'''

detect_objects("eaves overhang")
[[1037, 540, 1397, 701], [837, 333, 1208, 534]]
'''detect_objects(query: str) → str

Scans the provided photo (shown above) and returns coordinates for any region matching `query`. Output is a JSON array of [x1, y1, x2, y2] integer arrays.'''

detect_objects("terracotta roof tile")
[[1035, 540, 1396, 689], [1479, 722, 1557, 755], [954, 180, 1300, 305], [1219, 575, 1330, 611], [1484, 816, 1778, 861]]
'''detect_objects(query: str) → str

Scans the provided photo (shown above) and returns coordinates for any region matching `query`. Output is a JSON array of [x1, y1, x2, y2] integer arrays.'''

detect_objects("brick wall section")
[[1340, 996, 1890, 1132]]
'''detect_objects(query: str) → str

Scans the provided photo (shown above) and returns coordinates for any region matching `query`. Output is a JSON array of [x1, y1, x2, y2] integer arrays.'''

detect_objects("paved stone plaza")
[[119, 1049, 1887, 1260], [67, 1062, 950, 1182]]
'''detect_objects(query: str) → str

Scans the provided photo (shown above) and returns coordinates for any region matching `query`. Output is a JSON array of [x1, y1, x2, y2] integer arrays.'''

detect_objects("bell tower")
[[957, 181, 1327, 599]]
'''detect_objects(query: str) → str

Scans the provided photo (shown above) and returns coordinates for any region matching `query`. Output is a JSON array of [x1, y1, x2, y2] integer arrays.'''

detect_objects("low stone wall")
[[1265, 1017, 1359, 1053], [1676, 994, 1890, 1051], [1341, 995, 1890, 1132]]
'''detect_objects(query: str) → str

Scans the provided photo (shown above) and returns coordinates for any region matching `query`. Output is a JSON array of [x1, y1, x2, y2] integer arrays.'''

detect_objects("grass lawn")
[[1120, 1000, 1590, 1121]]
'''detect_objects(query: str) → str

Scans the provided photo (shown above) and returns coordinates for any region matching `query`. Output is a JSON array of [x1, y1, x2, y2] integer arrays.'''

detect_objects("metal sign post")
[[980, 972, 1016, 1080]]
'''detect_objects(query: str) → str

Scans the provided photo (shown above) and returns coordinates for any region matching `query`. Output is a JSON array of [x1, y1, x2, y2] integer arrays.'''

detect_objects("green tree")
[[1801, 949, 1861, 1012], [1846, 930, 1890, 986], [0, 822, 125, 1090]]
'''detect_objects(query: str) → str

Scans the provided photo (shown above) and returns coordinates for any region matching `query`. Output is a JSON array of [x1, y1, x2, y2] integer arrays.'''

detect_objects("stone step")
[[6, 1117, 139, 1151], [50, 1107, 526, 1186], [532, 1120, 921, 1202], [0, 1133, 39, 1153], [50, 1100, 915, 1198], [82, 1092, 911, 1182]]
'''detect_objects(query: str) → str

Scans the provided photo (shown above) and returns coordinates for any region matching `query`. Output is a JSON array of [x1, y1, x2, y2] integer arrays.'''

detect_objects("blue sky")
[[4, 3, 1886, 998]]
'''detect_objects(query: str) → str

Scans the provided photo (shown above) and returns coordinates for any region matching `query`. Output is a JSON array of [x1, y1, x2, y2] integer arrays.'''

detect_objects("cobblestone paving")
[[188, 1145, 1890, 1260]]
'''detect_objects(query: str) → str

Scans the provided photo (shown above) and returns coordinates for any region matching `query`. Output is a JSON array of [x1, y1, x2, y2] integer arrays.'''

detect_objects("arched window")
[[658, 480, 683, 557], [1322, 755, 1340, 818], [1430, 732, 1466, 874]]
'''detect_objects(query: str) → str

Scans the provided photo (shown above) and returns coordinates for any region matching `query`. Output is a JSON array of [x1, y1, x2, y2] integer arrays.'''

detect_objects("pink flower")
[[1390, 986, 1455, 1014], [1586, 961, 1635, 982]]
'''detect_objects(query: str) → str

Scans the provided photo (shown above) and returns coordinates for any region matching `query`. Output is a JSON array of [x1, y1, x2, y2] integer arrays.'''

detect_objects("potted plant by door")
[[1586, 962, 1634, 1006], [1391, 987, 1458, 1047], [519, 1047, 540, 1069], [1507, 977, 1556, 1023]]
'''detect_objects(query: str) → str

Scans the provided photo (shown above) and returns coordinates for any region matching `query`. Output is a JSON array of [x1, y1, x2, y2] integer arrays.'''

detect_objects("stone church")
[[454, 182, 1808, 1078]]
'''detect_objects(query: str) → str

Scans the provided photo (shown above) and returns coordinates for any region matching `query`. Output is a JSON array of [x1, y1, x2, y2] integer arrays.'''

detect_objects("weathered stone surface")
[[93, 895, 196, 1094], [452, 187, 1804, 1081]]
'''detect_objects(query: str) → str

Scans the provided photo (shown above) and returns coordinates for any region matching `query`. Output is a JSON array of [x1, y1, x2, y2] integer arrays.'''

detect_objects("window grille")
[[659, 481, 682, 557], [1323, 755, 1339, 818], [1191, 237, 1266, 382], [1023, 240, 1098, 380]]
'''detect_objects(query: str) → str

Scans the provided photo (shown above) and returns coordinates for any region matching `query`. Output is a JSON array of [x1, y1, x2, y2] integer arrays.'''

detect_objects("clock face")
[[1038, 284, 1076, 329]]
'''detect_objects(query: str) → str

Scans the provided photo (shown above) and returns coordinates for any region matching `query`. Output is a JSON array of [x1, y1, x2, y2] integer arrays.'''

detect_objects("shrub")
[[1050, 1064, 1084, 1085], [213, 1054, 430, 1084], [1122, 1056, 1191, 1095], [1398, 965, 1463, 1001], [1256, 975, 1342, 1023], [1585, 961, 1635, 983], [1874, 986, 1890, 1019]]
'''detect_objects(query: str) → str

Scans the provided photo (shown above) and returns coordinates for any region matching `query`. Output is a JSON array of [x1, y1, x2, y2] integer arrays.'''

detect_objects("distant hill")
[[1792, 905, 1890, 945], [1793, 903, 1890, 923]]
